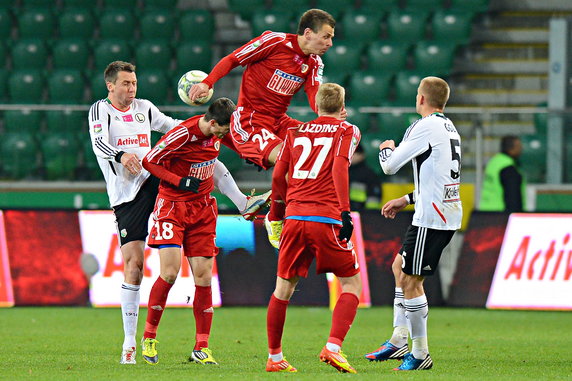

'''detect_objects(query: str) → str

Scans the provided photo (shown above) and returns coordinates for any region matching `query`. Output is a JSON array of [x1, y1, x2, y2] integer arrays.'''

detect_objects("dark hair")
[[297, 9, 335, 35], [501, 135, 520, 154], [205, 97, 236, 126], [104, 61, 136, 84]]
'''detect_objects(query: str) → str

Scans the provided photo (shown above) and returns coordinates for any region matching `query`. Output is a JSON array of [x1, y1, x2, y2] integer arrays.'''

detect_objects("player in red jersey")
[[139, 98, 236, 366], [265, 83, 362, 373], [188, 9, 337, 248]]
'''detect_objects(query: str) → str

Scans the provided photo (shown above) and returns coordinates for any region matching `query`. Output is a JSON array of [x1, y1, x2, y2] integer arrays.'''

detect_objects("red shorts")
[[277, 219, 360, 279], [228, 106, 300, 169], [148, 195, 219, 257]]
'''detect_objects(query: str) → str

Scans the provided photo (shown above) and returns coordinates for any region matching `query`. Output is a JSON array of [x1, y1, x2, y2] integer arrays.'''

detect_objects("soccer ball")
[[177, 70, 214, 106]]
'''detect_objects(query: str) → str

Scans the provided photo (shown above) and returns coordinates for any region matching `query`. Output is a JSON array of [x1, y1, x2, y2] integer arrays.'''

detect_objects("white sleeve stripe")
[[235, 32, 286, 63], [146, 128, 189, 162]]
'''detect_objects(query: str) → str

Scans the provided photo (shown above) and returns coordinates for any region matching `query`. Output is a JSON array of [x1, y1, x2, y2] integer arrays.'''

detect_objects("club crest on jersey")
[[252, 39, 261, 48], [301, 64, 309, 73], [135, 113, 145, 123], [93, 124, 102, 133], [122, 115, 134, 122], [267, 69, 303, 96], [116, 134, 150, 147], [214, 141, 220, 150]]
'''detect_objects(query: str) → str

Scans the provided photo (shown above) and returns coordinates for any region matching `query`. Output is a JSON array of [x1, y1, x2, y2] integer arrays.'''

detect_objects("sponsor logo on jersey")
[[190, 158, 216, 180], [293, 55, 303, 65], [135, 113, 145, 122], [252, 40, 261, 48], [115, 134, 150, 147], [122, 115, 134, 122], [93, 124, 102, 133], [267, 69, 303, 96], [443, 182, 460, 203], [202, 137, 214, 147]]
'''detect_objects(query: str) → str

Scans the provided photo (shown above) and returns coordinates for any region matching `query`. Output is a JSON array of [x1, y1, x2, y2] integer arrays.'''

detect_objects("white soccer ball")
[[177, 70, 214, 106]]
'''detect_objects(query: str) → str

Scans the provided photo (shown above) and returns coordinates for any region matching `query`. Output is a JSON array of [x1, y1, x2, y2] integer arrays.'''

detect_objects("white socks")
[[326, 342, 341, 353], [214, 160, 247, 212], [120, 283, 140, 349], [269, 352, 284, 362], [404, 294, 429, 359], [390, 287, 408, 347]]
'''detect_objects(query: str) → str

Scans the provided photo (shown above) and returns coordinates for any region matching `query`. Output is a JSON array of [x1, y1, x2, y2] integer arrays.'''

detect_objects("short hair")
[[501, 135, 520, 154], [297, 9, 335, 35], [420, 76, 450, 109], [104, 61, 136, 84], [316, 83, 345, 114], [204, 97, 236, 126]]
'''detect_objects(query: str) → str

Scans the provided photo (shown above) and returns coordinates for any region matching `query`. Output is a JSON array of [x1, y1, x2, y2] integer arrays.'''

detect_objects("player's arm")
[[189, 54, 240, 101], [379, 123, 430, 175], [304, 57, 323, 114], [271, 134, 291, 212]]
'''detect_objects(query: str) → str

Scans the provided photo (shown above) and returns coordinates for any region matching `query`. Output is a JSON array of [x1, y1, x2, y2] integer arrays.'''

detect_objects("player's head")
[[104, 61, 137, 108], [297, 9, 335, 56], [204, 97, 236, 138], [416, 76, 450, 114], [500, 135, 522, 158], [316, 82, 345, 115]]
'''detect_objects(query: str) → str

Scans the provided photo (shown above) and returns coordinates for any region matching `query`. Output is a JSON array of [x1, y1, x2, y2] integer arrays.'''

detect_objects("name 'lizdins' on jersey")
[[379, 113, 462, 230], [88, 98, 180, 207]]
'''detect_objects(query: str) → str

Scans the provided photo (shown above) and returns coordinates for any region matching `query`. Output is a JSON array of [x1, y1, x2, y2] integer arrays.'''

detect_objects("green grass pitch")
[[3, 306, 571, 380]]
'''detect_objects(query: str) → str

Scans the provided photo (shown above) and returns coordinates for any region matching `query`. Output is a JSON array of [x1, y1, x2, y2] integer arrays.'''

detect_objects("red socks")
[[144, 277, 173, 339], [328, 292, 359, 346], [193, 285, 213, 350], [267, 294, 289, 354]]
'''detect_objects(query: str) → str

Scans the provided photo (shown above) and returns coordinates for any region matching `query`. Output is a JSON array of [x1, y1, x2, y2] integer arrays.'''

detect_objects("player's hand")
[[381, 196, 409, 219], [338, 211, 353, 242], [379, 140, 395, 151], [188, 82, 210, 102], [121, 152, 142, 175], [178, 176, 202, 193]]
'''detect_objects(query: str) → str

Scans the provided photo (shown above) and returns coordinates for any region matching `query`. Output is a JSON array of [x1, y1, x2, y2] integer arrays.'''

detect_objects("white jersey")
[[379, 112, 462, 230], [88, 98, 181, 207]]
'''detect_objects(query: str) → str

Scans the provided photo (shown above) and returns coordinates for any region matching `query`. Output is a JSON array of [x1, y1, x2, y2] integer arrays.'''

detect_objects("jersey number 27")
[[291, 137, 333, 179]]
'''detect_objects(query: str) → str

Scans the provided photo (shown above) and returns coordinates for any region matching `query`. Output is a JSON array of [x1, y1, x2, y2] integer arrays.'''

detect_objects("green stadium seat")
[[431, 10, 473, 44], [17, 7, 54, 39], [413, 41, 456, 76], [40, 131, 80, 180], [45, 110, 87, 135], [387, 10, 430, 43], [345, 106, 371, 132], [89, 71, 108, 102], [48, 70, 86, 104], [101, 0, 136, 7], [99, 9, 136, 40], [179, 10, 215, 42], [361, 0, 399, 12], [0, 69, 7, 102], [143, 0, 178, 8], [405, 0, 444, 9], [377, 109, 418, 141], [449, 0, 490, 13], [80, 132, 104, 181], [218, 145, 243, 173], [322, 72, 348, 88], [9, 69, 45, 103], [61, 0, 95, 7], [366, 41, 410, 73], [251, 10, 293, 37], [0, 9, 12, 39], [359, 132, 383, 174], [140, 10, 175, 41], [20, 0, 54, 6], [321, 41, 362, 76], [52, 39, 90, 70], [0, 132, 39, 179], [287, 106, 315, 123], [520, 134, 546, 183], [348, 72, 392, 106], [175, 41, 212, 73], [340, 9, 382, 43], [93, 40, 132, 71], [4, 109, 43, 133], [227, 0, 267, 21], [0, 41, 6, 68], [136, 70, 170, 105], [394, 71, 424, 105], [269, 0, 310, 14], [58, 8, 95, 39], [135, 41, 172, 71], [314, 0, 355, 19], [11, 39, 48, 69]]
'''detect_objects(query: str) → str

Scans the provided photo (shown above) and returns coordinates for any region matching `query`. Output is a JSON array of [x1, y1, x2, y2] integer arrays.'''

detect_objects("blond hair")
[[316, 83, 345, 114], [420, 76, 450, 109]]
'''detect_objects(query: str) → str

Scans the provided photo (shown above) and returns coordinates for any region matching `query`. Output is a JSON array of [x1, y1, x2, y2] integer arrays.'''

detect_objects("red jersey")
[[143, 115, 220, 201], [204, 31, 323, 116], [275, 116, 361, 220]]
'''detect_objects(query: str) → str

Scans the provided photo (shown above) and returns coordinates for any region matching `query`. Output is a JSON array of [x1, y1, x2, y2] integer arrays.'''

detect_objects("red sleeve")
[[305, 85, 319, 113], [272, 160, 288, 204], [203, 54, 240, 88], [142, 157, 181, 188], [332, 156, 350, 212]]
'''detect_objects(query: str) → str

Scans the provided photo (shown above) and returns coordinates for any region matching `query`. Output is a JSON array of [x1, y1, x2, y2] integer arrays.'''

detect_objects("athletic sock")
[[389, 287, 408, 347], [120, 283, 140, 349], [267, 294, 289, 355], [193, 285, 213, 350], [143, 277, 173, 339], [269, 352, 284, 362], [404, 294, 429, 359], [327, 292, 359, 347], [214, 160, 247, 211]]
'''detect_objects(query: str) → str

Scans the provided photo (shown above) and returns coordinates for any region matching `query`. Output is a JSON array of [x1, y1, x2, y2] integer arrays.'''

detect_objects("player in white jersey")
[[87, 61, 271, 365], [364, 77, 462, 371]]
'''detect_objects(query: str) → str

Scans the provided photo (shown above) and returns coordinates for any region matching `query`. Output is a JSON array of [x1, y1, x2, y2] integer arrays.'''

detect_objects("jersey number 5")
[[292, 137, 333, 179], [450, 139, 461, 179]]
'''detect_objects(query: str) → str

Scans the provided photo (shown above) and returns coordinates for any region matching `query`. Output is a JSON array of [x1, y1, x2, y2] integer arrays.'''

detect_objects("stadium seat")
[[269, 0, 310, 14], [179, 10, 215, 42], [520, 134, 546, 183], [101, 0, 135, 8], [321, 41, 362, 76], [80, 133, 104, 181], [377, 109, 417, 142], [387, 10, 430, 43], [136, 70, 170, 105], [321, 72, 348, 87], [89, 71, 107, 102], [227, 0, 267, 21], [218, 145, 243, 173], [314, 0, 355, 19], [360, 0, 399, 13], [48, 70, 86, 104], [8, 69, 45, 103], [4, 109, 43, 133], [413, 41, 456, 76], [11, 39, 48, 69], [348, 72, 393, 106], [251, 10, 293, 37], [340, 9, 382, 43], [0, 41, 6, 68], [366, 41, 410, 73], [0, 69, 7, 102], [0, 132, 39, 179], [345, 106, 371, 132], [404, 0, 444, 9], [0, 8, 12, 39], [394, 71, 424, 105], [431, 10, 473, 44], [359, 132, 384, 174], [93, 40, 132, 71], [52, 39, 90, 70], [449, 0, 490, 13], [140, 10, 175, 41], [175, 41, 212, 73], [287, 106, 315, 123], [17, 7, 55, 39], [40, 131, 80, 180], [99, 9, 136, 40], [135, 41, 172, 71], [58, 8, 95, 39], [61, 0, 94, 7], [143, 0, 178, 8], [45, 110, 87, 135]]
